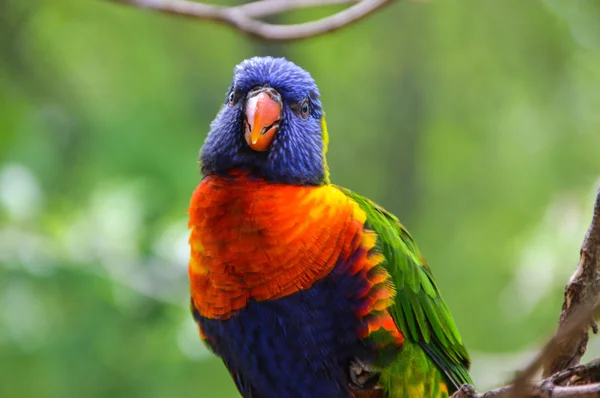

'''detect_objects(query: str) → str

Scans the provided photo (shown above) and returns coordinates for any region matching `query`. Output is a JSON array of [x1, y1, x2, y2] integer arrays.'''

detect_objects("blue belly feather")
[[195, 248, 372, 398]]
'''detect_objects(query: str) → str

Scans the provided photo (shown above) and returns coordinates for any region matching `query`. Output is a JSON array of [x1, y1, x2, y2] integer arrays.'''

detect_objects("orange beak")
[[244, 89, 282, 151]]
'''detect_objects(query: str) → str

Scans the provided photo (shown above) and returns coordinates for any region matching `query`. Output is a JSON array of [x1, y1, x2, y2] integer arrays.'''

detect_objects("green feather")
[[398, 289, 419, 341], [337, 186, 473, 393]]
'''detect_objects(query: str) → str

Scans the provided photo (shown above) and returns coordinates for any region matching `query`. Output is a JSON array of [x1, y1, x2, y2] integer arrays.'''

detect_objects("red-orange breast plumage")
[[188, 171, 385, 321]]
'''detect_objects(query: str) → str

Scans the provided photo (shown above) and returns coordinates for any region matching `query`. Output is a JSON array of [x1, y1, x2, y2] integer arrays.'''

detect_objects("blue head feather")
[[200, 57, 327, 185]]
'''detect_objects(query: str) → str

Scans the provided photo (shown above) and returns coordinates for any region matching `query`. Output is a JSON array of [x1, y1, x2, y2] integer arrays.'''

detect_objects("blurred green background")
[[1, 0, 600, 396]]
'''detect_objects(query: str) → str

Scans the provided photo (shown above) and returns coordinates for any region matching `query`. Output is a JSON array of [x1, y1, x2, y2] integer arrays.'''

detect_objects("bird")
[[188, 56, 472, 398]]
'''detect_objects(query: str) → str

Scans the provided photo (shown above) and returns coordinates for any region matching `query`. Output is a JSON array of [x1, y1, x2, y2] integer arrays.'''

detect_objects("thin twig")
[[107, 0, 393, 41], [234, 0, 360, 18]]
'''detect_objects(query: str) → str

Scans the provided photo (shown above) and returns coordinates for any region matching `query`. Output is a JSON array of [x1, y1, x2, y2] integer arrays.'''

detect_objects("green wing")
[[338, 186, 472, 390]]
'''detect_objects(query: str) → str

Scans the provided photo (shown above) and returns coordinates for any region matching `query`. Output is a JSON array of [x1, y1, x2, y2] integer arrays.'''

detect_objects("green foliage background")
[[1, 0, 600, 397]]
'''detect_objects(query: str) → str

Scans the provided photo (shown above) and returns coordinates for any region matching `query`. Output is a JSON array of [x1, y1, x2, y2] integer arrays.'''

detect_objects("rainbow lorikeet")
[[188, 57, 472, 398]]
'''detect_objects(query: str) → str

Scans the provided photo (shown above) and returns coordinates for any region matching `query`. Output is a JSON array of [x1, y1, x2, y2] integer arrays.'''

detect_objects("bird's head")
[[200, 56, 330, 185]]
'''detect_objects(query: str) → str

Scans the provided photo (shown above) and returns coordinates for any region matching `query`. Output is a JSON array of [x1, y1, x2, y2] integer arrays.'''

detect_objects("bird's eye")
[[228, 91, 236, 105], [300, 99, 310, 119]]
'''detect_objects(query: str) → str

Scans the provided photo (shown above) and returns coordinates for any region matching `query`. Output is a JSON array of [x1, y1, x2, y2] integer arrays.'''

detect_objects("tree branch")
[[107, 0, 394, 41], [551, 358, 600, 386], [510, 301, 600, 397], [453, 380, 600, 398], [451, 185, 600, 398], [451, 359, 600, 398], [543, 186, 600, 376]]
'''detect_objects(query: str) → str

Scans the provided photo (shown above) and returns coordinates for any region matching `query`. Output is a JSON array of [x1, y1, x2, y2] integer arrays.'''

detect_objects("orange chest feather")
[[188, 174, 367, 319]]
